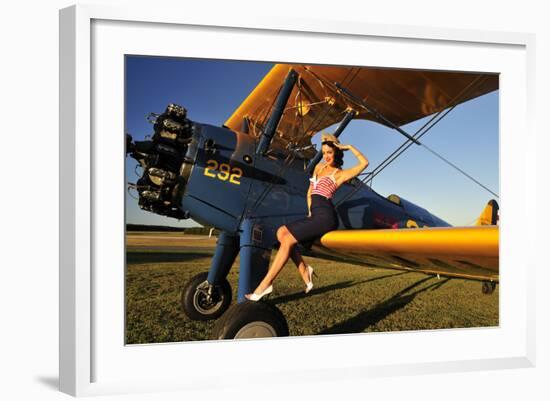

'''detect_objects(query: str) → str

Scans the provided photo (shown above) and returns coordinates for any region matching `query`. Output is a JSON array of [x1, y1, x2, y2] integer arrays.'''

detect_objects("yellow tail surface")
[[475, 199, 499, 226]]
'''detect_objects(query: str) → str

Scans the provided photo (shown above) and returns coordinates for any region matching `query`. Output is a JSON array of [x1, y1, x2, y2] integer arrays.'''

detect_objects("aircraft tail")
[[475, 199, 499, 226]]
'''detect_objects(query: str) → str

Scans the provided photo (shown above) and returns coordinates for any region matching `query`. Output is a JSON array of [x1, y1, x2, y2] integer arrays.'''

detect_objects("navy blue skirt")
[[286, 195, 339, 243]]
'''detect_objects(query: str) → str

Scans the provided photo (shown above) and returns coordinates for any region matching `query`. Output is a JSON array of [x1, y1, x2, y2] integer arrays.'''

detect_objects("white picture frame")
[[59, 4, 536, 397]]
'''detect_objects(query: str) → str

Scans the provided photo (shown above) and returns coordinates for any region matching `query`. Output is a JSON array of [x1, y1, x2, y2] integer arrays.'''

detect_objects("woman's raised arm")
[[333, 144, 369, 186]]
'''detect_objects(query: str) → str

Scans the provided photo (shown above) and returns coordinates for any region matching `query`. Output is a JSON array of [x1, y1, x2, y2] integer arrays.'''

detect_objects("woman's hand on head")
[[334, 143, 352, 151]]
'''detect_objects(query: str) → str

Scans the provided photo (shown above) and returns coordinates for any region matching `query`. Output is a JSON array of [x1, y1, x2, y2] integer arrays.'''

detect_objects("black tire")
[[482, 281, 496, 295], [181, 272, 232, 321], [211, 301, 289, 340]]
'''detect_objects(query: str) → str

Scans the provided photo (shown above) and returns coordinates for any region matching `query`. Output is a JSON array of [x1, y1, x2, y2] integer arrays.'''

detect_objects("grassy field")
[[126, 233, 499, 344]]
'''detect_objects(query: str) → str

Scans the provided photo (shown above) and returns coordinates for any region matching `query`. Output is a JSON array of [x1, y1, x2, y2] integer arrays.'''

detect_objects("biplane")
[[126, 63, 499, 339]]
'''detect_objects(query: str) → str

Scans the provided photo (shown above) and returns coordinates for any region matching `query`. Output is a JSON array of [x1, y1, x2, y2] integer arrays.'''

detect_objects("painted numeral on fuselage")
[[204, 159, 219, 178], [229, 168, 242, 185], [218, 163, 230, 181], [204, 159, 242, 185]]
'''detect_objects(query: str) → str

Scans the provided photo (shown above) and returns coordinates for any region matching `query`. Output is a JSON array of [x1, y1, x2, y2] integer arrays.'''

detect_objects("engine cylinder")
[[127, 103, 194, 219]]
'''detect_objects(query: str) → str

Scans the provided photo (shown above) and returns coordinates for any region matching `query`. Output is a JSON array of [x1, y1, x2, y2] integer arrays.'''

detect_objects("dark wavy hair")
[[322, 141, 344, 168]]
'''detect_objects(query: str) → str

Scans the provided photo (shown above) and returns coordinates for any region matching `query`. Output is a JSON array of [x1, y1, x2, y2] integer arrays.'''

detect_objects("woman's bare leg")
[[290, 246, 309, 284], [250, 226, 297, 295]]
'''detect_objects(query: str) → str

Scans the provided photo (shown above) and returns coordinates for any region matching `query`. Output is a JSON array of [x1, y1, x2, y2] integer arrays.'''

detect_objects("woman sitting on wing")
[[245, 133, 369, 301]]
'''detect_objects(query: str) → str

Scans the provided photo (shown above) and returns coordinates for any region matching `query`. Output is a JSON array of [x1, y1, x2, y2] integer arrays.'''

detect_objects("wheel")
[[181, 272, 232, 321], [211, 301, 289, 340], [481, 281, 496, 295]]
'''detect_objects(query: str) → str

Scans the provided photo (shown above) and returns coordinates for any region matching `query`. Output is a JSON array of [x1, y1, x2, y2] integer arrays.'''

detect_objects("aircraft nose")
[[126, 103, 194, 219]]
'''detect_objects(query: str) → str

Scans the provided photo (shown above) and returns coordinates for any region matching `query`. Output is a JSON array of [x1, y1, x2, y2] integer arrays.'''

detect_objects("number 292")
[[204, 159, 242, 185]]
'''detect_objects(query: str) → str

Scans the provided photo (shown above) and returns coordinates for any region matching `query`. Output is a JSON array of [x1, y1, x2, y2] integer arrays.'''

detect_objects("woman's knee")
[[277, 226, 298, 248], [282, 236, 297, 248], [277, 226, 289, 243]]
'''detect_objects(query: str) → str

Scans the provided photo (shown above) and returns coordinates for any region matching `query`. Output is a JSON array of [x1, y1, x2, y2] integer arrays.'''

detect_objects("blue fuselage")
[[178, 124, 450, 240]]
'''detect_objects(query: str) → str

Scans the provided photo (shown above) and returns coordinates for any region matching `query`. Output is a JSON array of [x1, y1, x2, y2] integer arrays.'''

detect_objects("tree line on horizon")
[[126, 224, 219, 236]]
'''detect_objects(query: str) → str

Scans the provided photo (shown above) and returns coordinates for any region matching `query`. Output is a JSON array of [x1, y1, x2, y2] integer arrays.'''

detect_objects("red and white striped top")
[[310, 165, 339, 199]]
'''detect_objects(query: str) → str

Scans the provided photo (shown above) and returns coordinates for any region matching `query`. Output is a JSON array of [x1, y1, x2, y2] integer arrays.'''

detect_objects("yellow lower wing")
[[314, 226, 499, 281]]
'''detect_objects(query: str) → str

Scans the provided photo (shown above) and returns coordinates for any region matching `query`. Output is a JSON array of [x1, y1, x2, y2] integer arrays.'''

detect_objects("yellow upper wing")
[[225, 64, 498, 149], [313, 226, 499, 281]]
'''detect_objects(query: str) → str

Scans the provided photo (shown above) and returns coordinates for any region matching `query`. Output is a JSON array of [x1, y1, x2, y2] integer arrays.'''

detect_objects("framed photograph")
[[60, 4, 535, 397]]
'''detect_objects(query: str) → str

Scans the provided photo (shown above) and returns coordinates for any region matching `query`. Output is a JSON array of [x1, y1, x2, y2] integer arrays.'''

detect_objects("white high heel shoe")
[[245, 285, 273, 301], [305, 265, 316, 294]]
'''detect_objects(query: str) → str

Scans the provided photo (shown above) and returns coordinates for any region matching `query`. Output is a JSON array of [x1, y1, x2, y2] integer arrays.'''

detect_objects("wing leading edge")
[[314, 226, 499, 281]]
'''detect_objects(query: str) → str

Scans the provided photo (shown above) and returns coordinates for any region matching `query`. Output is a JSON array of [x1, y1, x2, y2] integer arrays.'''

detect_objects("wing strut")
[[256, 69, 298, 155], [246, 71, 340, 217]]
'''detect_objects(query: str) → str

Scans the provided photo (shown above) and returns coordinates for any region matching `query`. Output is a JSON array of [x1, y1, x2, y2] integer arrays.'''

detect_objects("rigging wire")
[[421, 143, 499, 198], [334, 74, 499, 207], [245, 67, 499, 220], [367, 100, 462, 182], [378, 80, 499, 199], [367, 75, 488, 183]]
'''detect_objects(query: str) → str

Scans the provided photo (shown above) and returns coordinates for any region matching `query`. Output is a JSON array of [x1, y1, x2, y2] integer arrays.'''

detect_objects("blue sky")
[[125, 56, 499, 227]]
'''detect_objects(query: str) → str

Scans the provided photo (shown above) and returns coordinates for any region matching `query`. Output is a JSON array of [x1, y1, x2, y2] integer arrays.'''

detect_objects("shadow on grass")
[[126, 251, 214, 265], [360, 271, 411, 283], [318, 277, 451, 334], [270, 281, 355, 304], [270, 271, 412, 305], [429, 277, 452, 291]]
